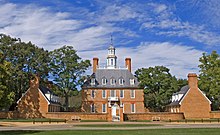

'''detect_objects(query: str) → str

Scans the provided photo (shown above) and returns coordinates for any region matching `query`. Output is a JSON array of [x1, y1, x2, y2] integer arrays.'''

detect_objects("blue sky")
[[1, 0, 220, 78]]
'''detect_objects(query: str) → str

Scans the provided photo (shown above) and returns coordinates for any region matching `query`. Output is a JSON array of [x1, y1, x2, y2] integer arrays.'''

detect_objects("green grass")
[[74, 124, 161, 127], [0, 118, 66, 122], [1, 129, 220, 135]]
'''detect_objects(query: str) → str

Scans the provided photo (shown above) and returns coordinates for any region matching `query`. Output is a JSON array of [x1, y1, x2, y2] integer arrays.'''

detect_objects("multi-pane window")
[[130, 79, 135, 85], [130, 90, 135, 98], [110, 78, 116, 85], [110, 90, 116, 97], [91, 90, 95, 98], [102, 90, 106, 98], [102, 78, 107, 85], [91, 78, 95, 85], [119, 78, 124, 85], [91, 104, 95, 113], [131, 104, 135, 113], [102, 104, 106, 113], [120, 90, 124, 98]]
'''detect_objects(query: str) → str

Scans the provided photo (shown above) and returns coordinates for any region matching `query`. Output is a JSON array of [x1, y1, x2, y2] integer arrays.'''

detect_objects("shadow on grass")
[[0, 131, 42, 135]]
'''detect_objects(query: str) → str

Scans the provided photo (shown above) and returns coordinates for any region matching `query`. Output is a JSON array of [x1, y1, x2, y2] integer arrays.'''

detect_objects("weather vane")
[[110, 34, 113, 45]]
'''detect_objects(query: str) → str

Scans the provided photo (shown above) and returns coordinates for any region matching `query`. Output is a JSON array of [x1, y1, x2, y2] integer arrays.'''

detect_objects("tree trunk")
[[65, 94, 69, 111]]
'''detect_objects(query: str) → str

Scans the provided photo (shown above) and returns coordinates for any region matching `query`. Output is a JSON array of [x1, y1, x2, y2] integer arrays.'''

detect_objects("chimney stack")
[[125, 58, 131, 72], [30, 75, 39, 89], [93, 58, 99, 73], [187, 73, 198, 88]]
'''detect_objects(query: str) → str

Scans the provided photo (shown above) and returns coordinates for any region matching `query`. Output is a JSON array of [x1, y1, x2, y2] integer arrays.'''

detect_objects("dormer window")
[[119, 78, 124, 85], [130, 79, 135, 85], [102, 78, 107, 85], [91, 78, 95, 85], [110, 78, 116, 85]]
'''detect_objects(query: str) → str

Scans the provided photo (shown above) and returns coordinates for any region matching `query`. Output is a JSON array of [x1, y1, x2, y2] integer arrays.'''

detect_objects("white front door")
[[112, 105, 117, 117]]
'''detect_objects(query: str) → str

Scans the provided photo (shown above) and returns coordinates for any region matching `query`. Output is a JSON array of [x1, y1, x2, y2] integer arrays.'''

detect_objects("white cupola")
[[106, 45, 117, 69]]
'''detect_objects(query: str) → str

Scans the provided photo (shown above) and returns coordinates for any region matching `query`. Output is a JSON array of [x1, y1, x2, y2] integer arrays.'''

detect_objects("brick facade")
[[16, 76, 61, 118], [81, 88, 145, 121], [167, 73, 211, 119]]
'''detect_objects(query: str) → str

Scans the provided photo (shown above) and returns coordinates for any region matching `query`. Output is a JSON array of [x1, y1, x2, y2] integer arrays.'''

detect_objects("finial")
[[110, 34, 113, 45]]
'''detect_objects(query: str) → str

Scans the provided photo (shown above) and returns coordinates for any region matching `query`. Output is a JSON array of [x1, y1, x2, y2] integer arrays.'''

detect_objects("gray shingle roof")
[[39, 85, 61, 105], [82, 68, 139, 89], [167, 85, 189, 106]]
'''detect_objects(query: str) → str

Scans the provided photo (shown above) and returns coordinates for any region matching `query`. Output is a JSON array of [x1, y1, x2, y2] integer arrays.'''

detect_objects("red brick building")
[[17, 76, 61, 118], [81, 45, 145, 121], [167, 73, 211, 119]]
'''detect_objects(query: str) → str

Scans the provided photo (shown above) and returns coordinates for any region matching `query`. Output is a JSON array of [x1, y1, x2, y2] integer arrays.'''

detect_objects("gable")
[[17, 88, 50, 105], [179, 88, 211, 105]]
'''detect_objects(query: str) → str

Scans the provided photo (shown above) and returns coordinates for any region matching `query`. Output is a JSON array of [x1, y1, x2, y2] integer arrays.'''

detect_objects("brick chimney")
[[188, 73, 198, 88], [30, 75, 39, 89], [125, 58, 131, 72], [93, 57, 99, 73]]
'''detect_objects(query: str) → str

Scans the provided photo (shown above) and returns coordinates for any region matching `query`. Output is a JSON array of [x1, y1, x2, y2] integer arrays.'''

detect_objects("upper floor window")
[[102, 78, 107, 85], [130, 79, 135, 85], [110, 78, 116, 85], [91, 104, 95, 113], [102, 90, 106, 98], [120, 90, 124, 98], [130, 90, 135, 98], [91, 90, 95, 98], [110, 90, 116, 97], [91, 78, 95, 85], [119, 78, 124, 85]]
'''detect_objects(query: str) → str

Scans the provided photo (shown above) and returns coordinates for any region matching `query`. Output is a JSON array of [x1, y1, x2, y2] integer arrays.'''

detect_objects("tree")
[[50, 46, 91, 111], [135, 66, 180, 112], [198, 51, 220, 110], [0, 34, 51, 103], [0, 52, 15, 110]]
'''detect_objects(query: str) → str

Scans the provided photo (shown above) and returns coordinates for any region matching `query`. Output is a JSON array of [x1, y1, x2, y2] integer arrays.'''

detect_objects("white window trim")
[[102, 104, 107, 113], [131, 104, 135, 113], [130, 79, 135, 85], [91, 104, 95, 113], [119, 79, 124, 85], [110, 90, 116, 97], [110, 78, 116, 85], [102, 78, 107, 85], [91, 78, 95, 85], [130, 90, 135, 98], [102, 90, 106, 98], [120, 90, 124, 98]]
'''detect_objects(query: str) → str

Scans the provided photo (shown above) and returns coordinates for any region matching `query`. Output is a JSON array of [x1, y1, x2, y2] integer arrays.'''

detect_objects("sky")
[[1, 0, 220, 78]]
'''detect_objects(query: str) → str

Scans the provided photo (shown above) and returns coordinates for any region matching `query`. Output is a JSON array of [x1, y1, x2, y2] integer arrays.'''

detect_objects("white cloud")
[[79, 42, 203, 78], [140, 2, 220, 46]]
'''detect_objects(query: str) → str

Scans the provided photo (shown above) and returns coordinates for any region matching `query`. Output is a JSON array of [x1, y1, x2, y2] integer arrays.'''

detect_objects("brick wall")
[[17, 87, 48, 118], [210, 111, 220, 119], [124, 112, 184, 121], [0, 111, 18, 119], [82, 89, 145, 113], [180, 87, 211, 119], [46, 112, 108, 121]]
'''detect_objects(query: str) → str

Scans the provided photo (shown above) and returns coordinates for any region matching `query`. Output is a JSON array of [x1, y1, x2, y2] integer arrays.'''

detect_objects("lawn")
[[1, 129, 220, 135]]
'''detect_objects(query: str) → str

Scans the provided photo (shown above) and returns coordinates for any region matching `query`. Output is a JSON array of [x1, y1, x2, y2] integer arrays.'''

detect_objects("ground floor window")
[[131, 104, 135, 113], [102, 104, 107, 113], [91, 104, 95, 113]]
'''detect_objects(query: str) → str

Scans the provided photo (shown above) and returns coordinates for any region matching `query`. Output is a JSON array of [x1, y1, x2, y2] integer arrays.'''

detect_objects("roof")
[[39, 86, 61, 105], [167, 85, 211, 106], [82, 68, 140, 89], [167, 85, 189, 106]]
